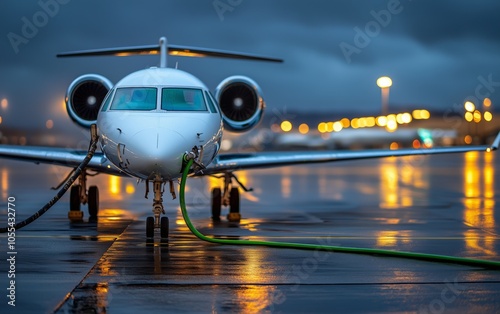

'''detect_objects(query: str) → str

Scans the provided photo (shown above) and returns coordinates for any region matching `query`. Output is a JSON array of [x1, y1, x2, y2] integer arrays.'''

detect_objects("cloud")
[[0, 0, 499, 132]]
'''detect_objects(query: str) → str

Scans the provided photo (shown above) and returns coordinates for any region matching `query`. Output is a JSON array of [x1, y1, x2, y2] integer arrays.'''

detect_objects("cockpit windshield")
[[110, 88, 157, 111], [161, 88, 207, 111]]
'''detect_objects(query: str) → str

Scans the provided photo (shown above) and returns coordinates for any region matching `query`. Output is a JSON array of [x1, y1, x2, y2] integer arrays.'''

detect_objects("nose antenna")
[[160, 37, 167, 68]]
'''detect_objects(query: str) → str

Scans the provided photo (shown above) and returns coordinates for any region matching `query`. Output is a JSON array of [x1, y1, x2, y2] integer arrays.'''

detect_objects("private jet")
[[1, 37, 499, 238]]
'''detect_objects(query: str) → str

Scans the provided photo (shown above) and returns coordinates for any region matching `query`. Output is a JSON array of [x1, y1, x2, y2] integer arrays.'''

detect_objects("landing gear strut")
[[68, 170, 99, 222], [211, 172, 252, 222], [145, 176, 172, 239]]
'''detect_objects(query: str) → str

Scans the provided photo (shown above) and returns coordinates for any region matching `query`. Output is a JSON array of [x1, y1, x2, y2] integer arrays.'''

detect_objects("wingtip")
[[489, 131, 500, 151]]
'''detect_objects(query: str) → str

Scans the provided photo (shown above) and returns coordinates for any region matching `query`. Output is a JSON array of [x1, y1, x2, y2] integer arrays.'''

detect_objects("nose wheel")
[[145, 177, 172, 239]]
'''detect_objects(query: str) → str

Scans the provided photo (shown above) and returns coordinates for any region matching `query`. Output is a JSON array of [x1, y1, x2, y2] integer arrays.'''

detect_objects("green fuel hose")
[[180, 158, 500, 270]]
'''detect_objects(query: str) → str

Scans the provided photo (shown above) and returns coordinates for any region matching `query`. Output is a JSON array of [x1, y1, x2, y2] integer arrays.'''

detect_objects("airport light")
[[464, 112, 473, 122], [318, 122, 327, 133], [483, 97, 491, 108], [1, 98, 7, 110], [484, 111, 493, 122], [473, 110, 482, 123], [341, 118, 350, 128], [464, 101, 475, 112], [280, 120, 292, 132], [464, 135, 472, 144], [377, 76, 392, 115], [333, 121, 343, 132], [298, 123, 309, 134]]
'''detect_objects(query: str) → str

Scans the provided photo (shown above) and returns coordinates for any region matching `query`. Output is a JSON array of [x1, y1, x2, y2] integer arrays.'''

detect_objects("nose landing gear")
[[145, 176, 173, 239]]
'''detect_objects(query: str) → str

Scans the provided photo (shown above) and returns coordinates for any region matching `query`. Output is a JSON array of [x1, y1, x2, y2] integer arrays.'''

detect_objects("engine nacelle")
[[215, 76, 265, 133], [66, 74, 113, 128]]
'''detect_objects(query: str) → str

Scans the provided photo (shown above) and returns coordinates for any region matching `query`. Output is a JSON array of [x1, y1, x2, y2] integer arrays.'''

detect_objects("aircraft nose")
[[128, 128, 187, 179]]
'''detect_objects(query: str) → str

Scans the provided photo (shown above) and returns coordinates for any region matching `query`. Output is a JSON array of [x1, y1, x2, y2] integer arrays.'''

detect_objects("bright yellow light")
[[0, 116, 2, 124], [420, 110, 430, 119], [401, 112, 412, 123], [109, 176, 120, 195], [365, 116, 376, 127], [341, 118, 350, 128], [465, 112, 473, 122], [125, 183, 135, 194], [358, 118, 367, 128], [326, 122, 334, 132], [484, 111, 493, 122], [464, 135, 472, 144], [396, 113, 404, 124], [473, 110, 482, 123], [333, 121, 343, 132], [386, 120, 398, 132], [46, 119, 54, 129], [483, 98, 492, 107], [464, 101, 475, 112], [1, 98, 7, 109], [412, 110, 422, 119], [318, 122, 327, 133], [376, 76, 392, 88], [280, 120, 292, 132], [351, 118, 359, 129], [390, 142, 399, 150], [298, 123, 309, 134], [376, 116, 388, 127]]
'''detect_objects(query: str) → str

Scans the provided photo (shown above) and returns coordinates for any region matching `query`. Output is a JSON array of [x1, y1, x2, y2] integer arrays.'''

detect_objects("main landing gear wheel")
[[211, 188, 222, 222], [67, 170, 101, 222], [88, 185, 99, 218], [68, 185, 84, 222], [146, 217, 154, 238], [160, 217, 169, 239], [227, 187, 241, 222]]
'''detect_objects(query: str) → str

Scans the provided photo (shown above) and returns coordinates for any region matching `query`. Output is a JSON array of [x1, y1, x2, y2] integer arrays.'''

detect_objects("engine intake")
[[66, 74, 113, 128], [215, 76, 265, 133]]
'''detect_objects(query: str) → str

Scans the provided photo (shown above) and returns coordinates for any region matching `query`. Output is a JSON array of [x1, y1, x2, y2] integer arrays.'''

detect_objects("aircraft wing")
[[198, 133, 500, 176], [0, 145, 127, 177]]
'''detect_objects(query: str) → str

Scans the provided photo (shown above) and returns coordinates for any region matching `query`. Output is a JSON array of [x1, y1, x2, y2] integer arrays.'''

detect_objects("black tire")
[[229, 187, 240, 214], [160, 216, 169, 239], [88, 185, 99, 217], [70, 185, 81, 212], [146, 217, 154, 238], [211, 188, 222, 221]]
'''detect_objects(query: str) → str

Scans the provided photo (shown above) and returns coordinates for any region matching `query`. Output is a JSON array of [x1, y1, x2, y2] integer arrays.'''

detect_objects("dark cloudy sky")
[[1, 0, 500, 133]]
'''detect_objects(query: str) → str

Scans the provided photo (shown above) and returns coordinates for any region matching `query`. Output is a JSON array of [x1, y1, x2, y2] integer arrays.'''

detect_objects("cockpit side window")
[[161, 88, 207, 111], [110, 87, 157, 111], [100, 89, 115, 112], [204, 91, 218, 113]]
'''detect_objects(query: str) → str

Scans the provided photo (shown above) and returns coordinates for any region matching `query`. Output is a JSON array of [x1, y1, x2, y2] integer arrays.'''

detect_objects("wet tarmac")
[[1, 151, 500, 313]]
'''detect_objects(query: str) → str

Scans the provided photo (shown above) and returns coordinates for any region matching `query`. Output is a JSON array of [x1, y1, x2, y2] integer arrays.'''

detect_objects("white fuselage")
[[97, 67, 223, 180]]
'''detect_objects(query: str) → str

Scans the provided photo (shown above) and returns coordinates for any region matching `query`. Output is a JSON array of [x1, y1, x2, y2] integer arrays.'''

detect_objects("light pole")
[[377, 76, 392, 115]]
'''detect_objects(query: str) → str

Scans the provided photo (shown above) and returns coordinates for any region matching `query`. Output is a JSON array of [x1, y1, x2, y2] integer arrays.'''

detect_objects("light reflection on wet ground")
[[0, 153, 499, 313]]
